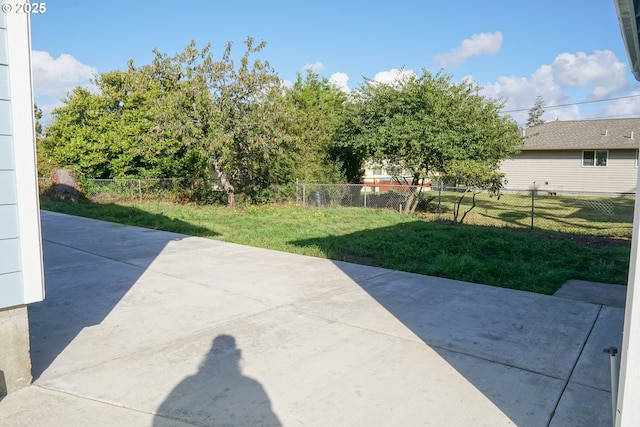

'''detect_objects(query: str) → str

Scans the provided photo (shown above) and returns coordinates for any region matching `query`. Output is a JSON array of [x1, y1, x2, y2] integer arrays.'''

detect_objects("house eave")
[[520, 145, 640, 151], [615, 0, 640, 81]]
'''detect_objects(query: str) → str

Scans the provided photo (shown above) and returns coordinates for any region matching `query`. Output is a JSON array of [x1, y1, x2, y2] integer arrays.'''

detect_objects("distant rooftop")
[[521, 118, 640, 150]]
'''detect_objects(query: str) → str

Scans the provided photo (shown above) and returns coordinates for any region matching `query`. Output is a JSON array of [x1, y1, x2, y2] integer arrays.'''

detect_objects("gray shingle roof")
[[521, 118, 640, 150]]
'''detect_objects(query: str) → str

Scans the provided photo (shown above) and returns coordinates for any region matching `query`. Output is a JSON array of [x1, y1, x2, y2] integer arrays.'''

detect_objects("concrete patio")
[[0, 210, 625, 426]]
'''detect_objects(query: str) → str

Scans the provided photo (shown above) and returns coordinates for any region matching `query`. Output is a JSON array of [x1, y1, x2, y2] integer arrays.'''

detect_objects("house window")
[[372, 165, 383, 176], [582, 150, 608, 167]]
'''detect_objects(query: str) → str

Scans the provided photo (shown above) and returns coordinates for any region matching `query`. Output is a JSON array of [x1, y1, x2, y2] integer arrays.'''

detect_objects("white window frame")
[[582, 150, 608, 167]]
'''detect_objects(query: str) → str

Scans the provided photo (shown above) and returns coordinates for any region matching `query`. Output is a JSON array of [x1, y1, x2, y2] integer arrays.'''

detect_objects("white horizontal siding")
[[0, 12, 44, 308], [500, 150, 637, 193]]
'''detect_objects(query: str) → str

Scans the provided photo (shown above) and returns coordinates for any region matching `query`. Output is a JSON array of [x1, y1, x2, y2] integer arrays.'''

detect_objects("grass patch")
[[434, 191, 634, 236], [41, 200, 631, 295]]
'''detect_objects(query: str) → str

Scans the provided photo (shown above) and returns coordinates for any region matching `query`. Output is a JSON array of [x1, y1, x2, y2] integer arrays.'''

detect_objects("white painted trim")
[[6, 12, 44, 304], [617, 166, 640, 426]]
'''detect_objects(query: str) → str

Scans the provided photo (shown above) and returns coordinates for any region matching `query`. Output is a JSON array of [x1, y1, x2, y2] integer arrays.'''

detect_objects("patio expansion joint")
[[42, 238, 149, 269], [42, 238, 118, 269], [284, 300, 593, 388], [285, 303, 433, 346], [545, 304, 604, 427], [36, 305, 287, 382], [26, 384, 182, 423], [427, 341, 577, 383], [44, 237, 284, 308]]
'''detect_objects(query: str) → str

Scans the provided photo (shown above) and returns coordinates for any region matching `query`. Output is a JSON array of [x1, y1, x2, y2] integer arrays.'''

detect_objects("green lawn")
[[41, 200, 631, 295], [432, 190, 635, 237]]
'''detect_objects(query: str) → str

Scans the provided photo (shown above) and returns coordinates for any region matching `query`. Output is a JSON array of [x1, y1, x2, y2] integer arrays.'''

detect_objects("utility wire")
[[501, 93, 640, 113]]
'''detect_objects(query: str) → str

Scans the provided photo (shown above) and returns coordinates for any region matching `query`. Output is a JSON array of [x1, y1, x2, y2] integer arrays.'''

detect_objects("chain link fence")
[[38, 178, 635, 237], [39, 177, 227, 204], [39, 177, 299, 205], [297, 183, 635, 237]]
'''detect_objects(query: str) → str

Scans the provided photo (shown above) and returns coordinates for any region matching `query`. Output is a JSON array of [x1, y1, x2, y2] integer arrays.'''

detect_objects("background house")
[[500, 118, 640, 194], [361, 161, 431, 191]]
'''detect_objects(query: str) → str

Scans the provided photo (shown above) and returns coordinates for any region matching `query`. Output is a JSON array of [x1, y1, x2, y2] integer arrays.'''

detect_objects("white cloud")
[[482, 71, 576, 125], [329, 72, 351, 93], [302, 61, 324, 72], [483, 65, 565, 108], [550, 50, 627, 98], [434, 32, 502, 68], [372, 68, 416, 85], [31, 50, 96, 98], [480, 49, 633, 125], [601, 92, 640, 118]]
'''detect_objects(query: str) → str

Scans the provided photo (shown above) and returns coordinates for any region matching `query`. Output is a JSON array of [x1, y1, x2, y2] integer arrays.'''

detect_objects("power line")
[[512, 112, 640, 128], [583, 112, 640, 120], [501, 93, 640, 113]]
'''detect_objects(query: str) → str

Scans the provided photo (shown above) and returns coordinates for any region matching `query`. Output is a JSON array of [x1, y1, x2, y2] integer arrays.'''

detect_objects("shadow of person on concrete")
[[153, 335, 281, 427]]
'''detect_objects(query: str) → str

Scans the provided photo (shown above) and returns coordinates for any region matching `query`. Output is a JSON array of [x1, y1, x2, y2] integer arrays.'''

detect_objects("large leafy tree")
[[134, 38, 298, 205], [41, 38, 322, 205], [283, 71, 348, 183], [40, 70, 193, 179], [42, 85, 119, 178], [335, 70, 523, 213]]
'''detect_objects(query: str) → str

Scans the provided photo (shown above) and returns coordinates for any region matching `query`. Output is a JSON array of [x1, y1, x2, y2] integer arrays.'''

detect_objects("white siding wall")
[[500, 150, 638, 193], [0, 12, 44, 308]]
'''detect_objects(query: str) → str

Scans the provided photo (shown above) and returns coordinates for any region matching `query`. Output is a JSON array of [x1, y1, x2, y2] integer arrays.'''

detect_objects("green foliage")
[[334, 70, 523, 187], [332, 100, 369, 182], [39, 72, 192, 179], [35, 103, 55, 177], [39, 39, 348, 205], [146, 38, 294, 204], [34, 103, 43, 137], [39, 45, 525, 208], [283, 71, 348, 183]]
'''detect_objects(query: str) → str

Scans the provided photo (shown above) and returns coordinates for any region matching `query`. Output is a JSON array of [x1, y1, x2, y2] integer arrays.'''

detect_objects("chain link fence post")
[[364, 185, 367, 209], [438, 182, 442, 220], [530, 187, 535, 229]]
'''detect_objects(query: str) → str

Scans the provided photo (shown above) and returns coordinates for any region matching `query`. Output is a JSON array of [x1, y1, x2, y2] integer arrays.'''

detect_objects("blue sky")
[[28, 0, 640, 126]]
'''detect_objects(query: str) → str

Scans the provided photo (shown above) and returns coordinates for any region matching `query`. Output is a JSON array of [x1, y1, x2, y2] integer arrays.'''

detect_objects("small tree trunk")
[[408, 185, 424, 214], [403, 192, 416, 214], [459, 191, 478, 224], [212, 157, 235, 206], [401, 174, 423, 214], [453, 189, 470, 224]]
